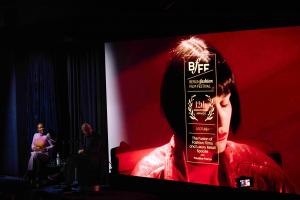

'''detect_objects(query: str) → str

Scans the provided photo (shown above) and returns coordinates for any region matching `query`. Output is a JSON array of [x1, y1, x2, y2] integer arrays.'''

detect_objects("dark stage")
[[1, 175, 300, 200]]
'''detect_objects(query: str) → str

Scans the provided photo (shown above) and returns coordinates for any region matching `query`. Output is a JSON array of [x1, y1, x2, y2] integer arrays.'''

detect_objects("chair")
[[77, 161, 102, 187], [111, 146, 156, 175]]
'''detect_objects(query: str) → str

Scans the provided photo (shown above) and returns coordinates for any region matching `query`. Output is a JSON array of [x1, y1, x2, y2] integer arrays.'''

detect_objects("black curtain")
[[65, 47, 108, 182], [66, 48, 100, 153], [16, 51, 58, 176], [1, 44, 108, 183], [0, 47, 19, 175]]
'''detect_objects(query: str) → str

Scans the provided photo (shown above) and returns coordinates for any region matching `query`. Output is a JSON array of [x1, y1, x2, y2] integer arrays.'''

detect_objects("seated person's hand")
[[33, 146, 41, 151], [33, 146, 47, 152], [78, 149, 84, 154]]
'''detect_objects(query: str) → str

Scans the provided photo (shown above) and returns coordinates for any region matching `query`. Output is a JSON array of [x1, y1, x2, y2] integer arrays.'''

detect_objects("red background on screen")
[[109, 26, 300, 192]]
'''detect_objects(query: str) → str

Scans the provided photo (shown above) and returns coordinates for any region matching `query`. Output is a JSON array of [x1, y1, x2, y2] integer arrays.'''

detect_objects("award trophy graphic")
[[184, 55, 218, 164]]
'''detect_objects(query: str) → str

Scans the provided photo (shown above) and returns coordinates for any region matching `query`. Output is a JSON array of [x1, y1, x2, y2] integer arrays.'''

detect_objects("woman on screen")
[[131, 37, 294, 193]]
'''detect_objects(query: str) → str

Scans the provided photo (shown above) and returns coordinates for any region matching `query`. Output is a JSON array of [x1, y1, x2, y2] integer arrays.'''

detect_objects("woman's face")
[[37, 124, 44, 133], [214, 93, 232, 153]]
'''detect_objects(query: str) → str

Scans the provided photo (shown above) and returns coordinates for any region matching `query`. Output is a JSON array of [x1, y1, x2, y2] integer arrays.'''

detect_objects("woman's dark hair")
[[160, 37, 240, 139]]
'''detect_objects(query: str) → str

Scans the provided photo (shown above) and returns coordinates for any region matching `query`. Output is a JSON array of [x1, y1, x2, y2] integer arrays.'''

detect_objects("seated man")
[[26, 122, 54, 185], [62, 123, 101, 190]]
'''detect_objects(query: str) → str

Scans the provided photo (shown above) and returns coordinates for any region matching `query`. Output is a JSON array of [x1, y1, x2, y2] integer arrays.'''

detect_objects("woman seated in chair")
[[26, 122, 54, 184]]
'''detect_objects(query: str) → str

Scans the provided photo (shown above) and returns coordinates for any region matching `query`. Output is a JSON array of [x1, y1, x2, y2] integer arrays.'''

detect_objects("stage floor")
[[2, 175, 300, 200]]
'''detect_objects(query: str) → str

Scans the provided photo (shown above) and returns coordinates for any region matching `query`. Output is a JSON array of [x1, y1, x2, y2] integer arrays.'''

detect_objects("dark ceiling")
[[0, 1, 299, 43]]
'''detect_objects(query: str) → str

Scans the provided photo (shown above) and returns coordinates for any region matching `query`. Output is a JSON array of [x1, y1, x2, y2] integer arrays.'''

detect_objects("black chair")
[[77, 160, 101, 187]]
